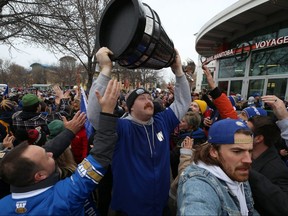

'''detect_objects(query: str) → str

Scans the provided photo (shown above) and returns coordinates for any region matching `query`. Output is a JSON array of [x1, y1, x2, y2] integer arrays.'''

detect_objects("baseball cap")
[[208, 119, 251, 144], [126, 88, 150, 112]]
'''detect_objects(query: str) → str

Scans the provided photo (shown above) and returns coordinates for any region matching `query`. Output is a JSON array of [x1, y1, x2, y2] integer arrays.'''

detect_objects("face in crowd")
[[210, 132, 253, 182], [23, 145, 56, 183], [190, 101, 201, 114], [131, 93, 154, 121]]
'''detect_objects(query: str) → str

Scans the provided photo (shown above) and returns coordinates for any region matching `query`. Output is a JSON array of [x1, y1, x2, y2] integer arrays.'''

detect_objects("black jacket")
[[249, 146, 288, 216]]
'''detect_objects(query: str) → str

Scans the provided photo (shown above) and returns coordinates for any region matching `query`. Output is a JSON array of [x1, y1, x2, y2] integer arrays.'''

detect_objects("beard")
[[217, 152, 251, 182]]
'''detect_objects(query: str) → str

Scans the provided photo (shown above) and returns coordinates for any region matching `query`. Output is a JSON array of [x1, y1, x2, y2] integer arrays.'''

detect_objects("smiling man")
[[177, 119, 258, 216]]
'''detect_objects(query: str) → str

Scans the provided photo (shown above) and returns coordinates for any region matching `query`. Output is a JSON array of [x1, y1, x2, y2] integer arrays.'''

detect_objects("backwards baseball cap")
[[208, 119, 252, 145], [22, 94, 40, 107], [126, 88, 150, 112]]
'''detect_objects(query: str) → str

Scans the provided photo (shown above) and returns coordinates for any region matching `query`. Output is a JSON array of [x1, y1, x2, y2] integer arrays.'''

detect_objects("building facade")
[[195, 0, 288, 100]]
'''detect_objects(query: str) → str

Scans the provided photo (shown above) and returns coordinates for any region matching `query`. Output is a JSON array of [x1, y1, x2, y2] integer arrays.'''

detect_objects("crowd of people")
[[0, 46, 288, 215]]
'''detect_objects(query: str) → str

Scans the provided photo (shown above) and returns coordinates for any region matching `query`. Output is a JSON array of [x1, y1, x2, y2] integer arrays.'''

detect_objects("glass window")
[[248, 79, 265, 97], [218, 57, 246, 78], [250, 46, 288, 76], [278, 27, 288, 37], [218, 81, 228, 95], [230, 80, 243, 95], [266, 78, 287, 99]]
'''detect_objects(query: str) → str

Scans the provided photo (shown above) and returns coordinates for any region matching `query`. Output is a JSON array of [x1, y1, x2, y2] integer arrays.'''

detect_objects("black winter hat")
[[126, 88, 150, 113]]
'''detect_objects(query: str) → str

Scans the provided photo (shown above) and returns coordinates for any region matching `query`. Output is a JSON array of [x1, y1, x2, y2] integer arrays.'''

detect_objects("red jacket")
[[71, 127, 89, 164], [210, 87, 238, 119]]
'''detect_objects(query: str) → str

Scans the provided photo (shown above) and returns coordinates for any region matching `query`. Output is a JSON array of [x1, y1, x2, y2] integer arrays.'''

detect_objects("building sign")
[[203, 35, 288, 63]]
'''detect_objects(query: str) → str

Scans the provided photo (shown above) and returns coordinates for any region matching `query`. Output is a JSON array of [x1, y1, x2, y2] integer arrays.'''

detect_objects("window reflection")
[[248, 79, 264, 97], [250, 46, 288, 76], [267, 78, 287, 99], [218, 81, 228, 95], [218, 57, 246, 78], [230, 80, 243, 95]]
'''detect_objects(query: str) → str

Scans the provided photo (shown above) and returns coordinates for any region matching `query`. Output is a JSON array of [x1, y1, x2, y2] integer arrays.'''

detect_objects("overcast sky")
[[0, 0, 239, 71]]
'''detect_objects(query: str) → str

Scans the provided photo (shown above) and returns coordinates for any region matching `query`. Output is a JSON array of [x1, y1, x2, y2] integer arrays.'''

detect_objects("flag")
[[3, 84, 8, 97], [80, 87, 95, 140]]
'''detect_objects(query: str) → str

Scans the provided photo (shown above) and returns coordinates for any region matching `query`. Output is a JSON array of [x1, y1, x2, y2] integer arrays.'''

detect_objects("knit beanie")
[[247, 96, 255, 106], [126, 88, 150, 113], [243, 107, 267, 119], [48, 120, 65, 140], [22, 94, 40, 107], [228, 96, 237, 107], [194, 100, 207, 114]]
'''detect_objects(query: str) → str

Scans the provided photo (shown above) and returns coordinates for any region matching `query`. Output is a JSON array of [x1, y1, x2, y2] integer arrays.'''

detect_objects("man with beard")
[[87, 47, 191, 215], [177, 119, 258, 215]]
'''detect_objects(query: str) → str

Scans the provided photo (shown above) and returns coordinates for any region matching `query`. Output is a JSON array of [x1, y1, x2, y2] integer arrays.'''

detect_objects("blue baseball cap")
[[208, 119, 251, 144]]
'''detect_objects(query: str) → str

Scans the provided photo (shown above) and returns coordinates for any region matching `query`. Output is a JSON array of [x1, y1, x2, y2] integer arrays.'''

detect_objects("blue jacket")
[[177, 164, 258, 216], [110, 108, 179, 215], [0, 156, 104, 216], [0, 113, 118, 216]]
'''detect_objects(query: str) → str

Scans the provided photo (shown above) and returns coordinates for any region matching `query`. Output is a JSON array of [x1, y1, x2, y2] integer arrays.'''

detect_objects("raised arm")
[[87, 47, 114, 130], [202, 64, 237, 119], [169, 49, 191, 120], [89, 79, 120, 168]]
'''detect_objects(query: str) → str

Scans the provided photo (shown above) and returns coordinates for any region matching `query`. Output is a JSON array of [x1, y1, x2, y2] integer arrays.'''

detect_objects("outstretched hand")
[[95, 79, 120, 114], [62, 111, 86, 134]]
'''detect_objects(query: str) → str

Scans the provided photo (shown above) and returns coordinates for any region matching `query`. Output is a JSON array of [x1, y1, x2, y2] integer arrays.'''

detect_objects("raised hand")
[[62, 111, 86, 134], [202, 64, 216, 90], [95, 79, 120, 114], [96, 47, 114, 75], [53, 85, 64, 105], [3, 134, 15, 149], [261, 95, 288, 120]]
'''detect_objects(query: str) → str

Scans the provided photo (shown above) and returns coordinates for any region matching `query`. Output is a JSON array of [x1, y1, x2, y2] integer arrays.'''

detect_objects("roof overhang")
[[195, 0, 288, 57]]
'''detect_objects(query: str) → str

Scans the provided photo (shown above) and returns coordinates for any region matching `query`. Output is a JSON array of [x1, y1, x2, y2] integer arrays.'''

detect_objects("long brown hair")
[[192, 142, 221, 166], [56, 148, 77, 179]]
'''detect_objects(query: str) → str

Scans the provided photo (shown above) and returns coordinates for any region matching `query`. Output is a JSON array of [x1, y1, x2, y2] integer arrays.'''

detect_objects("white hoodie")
[[196, 161, 249, 216]]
